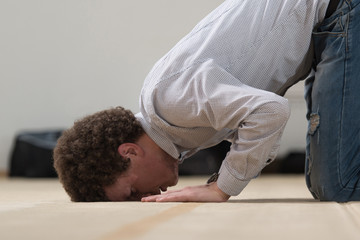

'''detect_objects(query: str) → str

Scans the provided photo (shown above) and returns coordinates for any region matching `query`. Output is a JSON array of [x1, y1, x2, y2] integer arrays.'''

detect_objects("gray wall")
[[0, 0, 307, 172]]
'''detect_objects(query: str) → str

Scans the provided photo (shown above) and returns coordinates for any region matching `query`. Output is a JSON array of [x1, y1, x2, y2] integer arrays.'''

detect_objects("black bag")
[[9, 130, 63, 177]]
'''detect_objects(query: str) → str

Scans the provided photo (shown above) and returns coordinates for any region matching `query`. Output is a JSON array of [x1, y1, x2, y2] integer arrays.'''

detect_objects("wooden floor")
[[1, 175, 359, 240]]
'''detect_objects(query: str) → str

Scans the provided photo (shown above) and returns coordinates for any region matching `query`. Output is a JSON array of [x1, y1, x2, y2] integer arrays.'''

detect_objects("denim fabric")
[[305, 0, 360, 201]]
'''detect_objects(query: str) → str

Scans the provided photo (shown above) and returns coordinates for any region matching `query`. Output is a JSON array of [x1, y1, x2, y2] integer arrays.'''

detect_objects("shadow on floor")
[[228, 198, 318, 203]]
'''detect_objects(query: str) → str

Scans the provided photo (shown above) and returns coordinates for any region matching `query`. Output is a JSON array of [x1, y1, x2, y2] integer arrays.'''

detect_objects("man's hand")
[[141, 182, 230, 202]]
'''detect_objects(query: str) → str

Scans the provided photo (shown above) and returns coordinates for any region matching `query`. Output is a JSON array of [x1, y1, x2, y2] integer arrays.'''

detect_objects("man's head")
[[53, 106, 179, 202], [104, 133, 179, 201], [53, 107, 144, 201]]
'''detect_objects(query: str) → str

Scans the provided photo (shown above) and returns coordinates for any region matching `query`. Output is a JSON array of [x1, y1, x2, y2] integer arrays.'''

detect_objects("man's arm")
[[144, 61, 290, 201]]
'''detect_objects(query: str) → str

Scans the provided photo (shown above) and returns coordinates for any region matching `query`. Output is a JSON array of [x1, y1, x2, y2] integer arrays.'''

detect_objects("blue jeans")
[[305, 0, 360, 202]]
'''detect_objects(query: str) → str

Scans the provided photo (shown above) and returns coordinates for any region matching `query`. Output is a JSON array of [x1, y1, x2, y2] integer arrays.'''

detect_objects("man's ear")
[[117, 143, 144, 159]]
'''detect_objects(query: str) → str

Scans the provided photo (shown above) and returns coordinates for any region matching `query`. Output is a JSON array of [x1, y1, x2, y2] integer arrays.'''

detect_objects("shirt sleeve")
[[151, 60, 290, 196]]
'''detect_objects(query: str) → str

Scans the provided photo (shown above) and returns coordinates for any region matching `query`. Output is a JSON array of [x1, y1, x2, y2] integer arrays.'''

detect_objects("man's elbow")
[[261, 96, 291, 127]]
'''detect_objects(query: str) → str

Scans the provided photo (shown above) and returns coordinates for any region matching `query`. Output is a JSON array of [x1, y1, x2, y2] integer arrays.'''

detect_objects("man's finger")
[[141, 194, 160, 202]]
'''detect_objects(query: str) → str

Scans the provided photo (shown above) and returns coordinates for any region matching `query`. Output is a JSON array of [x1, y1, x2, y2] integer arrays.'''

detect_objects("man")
[[54, 0, 360, 202]]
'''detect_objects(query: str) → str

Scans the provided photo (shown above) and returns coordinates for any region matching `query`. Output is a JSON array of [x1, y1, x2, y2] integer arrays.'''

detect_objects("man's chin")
[[164, 175, 178, 190], [171, 173, 179, 186]]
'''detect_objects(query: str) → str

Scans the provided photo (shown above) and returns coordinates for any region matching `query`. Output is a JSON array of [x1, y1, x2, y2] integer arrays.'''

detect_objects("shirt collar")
[[135, 112, 182, 161]]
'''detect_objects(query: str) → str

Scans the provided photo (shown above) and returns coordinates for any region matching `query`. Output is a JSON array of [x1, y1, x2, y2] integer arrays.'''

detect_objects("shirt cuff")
[[217, 163, 250, 196]]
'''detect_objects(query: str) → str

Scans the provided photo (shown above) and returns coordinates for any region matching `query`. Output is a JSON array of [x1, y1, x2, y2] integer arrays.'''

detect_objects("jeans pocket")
[[312, 13, 347, 66], [313, 13, 346, 36]]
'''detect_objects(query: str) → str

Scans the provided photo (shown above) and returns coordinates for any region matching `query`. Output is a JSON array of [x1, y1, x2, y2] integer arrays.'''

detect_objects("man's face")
[[104, 145, 179, 201]]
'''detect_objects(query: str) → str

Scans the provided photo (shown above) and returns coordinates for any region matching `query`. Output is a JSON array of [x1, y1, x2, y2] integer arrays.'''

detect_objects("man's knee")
[[307, 174, 360, 202]]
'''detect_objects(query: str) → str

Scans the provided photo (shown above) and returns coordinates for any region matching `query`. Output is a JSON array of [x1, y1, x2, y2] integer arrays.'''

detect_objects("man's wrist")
[[212, 182, 230, 201], [207, 173, 230, 201]]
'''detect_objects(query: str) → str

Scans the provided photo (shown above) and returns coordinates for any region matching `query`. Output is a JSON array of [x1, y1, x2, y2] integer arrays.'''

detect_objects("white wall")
[[281, 82, 308, 156], [0, 0, 307, 172]]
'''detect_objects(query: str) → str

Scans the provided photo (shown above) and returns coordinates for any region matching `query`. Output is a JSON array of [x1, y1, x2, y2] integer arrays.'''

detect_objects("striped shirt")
[[136, 0, 330, 196]]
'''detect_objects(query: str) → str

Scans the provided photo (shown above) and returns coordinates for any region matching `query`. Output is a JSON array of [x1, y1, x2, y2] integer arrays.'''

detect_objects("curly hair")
[[53, 107, 144, 202]]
